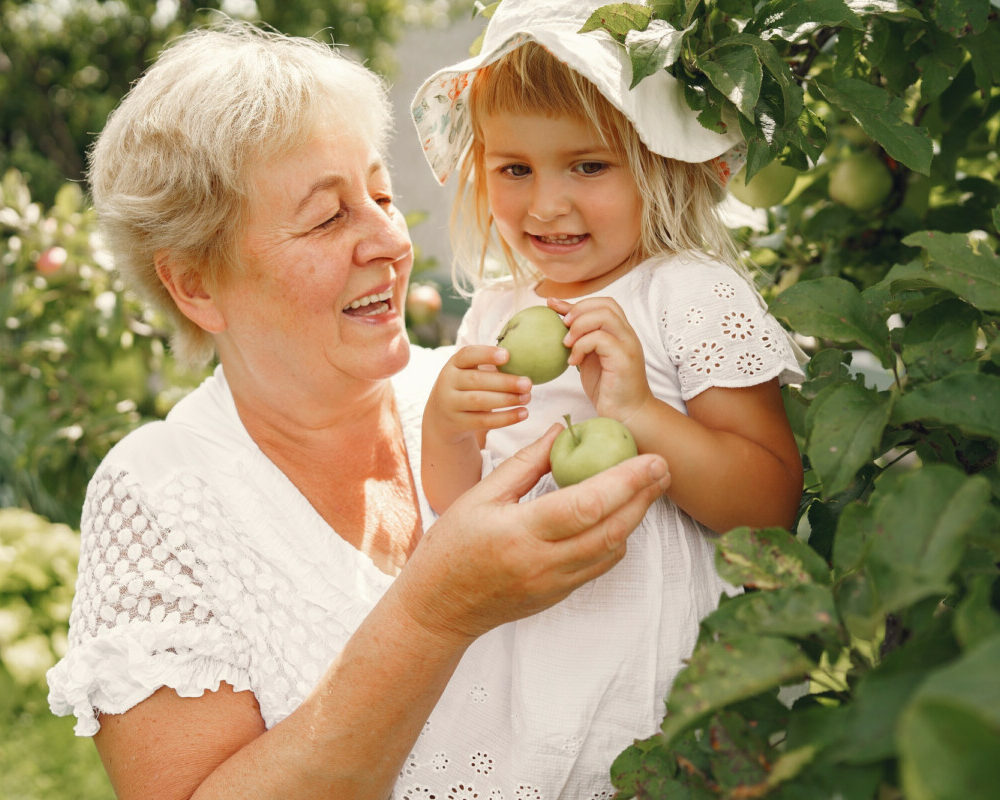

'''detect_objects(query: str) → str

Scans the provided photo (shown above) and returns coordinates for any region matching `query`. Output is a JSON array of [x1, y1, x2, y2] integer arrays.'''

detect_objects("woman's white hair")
[[88, 19, 393, 367]]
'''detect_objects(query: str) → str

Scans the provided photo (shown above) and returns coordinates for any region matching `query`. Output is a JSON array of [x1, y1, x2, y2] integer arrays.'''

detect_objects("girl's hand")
[[425, 345, 533, 444], [548, 296, 653, 426]]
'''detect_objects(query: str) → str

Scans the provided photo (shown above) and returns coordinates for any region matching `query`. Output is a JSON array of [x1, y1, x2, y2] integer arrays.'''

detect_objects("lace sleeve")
[[47, 467, 254, 736], [657, 262, 805, 400]]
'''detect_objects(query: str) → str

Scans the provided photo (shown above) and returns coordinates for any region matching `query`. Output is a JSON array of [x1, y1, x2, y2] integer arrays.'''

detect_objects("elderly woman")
[[45, 21, 669, 800]]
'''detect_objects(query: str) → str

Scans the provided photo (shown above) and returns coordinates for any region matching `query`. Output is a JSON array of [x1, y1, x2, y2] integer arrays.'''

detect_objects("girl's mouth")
[[533, 233, 587, 245]]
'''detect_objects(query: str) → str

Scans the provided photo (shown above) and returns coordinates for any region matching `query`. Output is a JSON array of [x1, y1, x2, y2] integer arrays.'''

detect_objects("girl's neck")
[[532, 252, 643, 300]]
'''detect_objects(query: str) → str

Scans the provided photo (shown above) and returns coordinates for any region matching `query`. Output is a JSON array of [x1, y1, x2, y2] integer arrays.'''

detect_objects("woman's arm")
[[93, 426, 670, 800]]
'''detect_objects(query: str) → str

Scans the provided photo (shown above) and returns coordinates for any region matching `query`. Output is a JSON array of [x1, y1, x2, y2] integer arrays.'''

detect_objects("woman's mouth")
[[343, 286, 394, 316]]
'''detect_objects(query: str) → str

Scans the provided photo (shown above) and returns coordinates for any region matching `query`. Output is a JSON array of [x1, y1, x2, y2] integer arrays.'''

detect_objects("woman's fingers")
[[527, 453, 669, 544]]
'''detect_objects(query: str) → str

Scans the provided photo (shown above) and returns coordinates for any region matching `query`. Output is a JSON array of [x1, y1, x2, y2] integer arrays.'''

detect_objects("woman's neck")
[[229, 373, 423, 575]]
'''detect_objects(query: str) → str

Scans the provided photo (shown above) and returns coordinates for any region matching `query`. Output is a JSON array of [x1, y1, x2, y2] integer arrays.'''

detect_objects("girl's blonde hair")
[[450, 42, 741, 294], [88, 20, 392, 367]]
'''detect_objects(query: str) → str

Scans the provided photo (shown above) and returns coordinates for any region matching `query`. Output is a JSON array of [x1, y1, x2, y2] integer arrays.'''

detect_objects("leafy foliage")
[[0, 508, 113, 798], [580, 1, 1000, 798], [0, 0, 463, 206], [0, 168, 204, 525]]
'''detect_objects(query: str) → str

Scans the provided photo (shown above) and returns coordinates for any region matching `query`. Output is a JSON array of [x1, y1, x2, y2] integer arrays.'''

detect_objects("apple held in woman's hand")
[[496, 305, 570, 384], [549, 415, 638, 488]]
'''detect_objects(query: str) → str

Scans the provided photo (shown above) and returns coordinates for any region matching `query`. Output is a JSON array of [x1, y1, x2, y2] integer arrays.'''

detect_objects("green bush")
[[587, 2, 1000, 798], [0, 168, 206, 526], [0, 508, 112, 799]]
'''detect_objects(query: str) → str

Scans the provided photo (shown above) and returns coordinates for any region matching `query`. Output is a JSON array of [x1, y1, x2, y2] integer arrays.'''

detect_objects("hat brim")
[[410, 7, 743, 185]]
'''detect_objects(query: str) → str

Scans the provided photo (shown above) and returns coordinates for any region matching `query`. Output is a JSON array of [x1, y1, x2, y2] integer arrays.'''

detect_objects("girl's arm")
[[422, 344, 531, 512], [93, 427, 672, 800], [554, 296, 802, 532], [626, 380, 802, 531]]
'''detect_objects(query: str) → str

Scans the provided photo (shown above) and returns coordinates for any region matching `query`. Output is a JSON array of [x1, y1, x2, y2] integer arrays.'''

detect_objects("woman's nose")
[[355, 203, 412, 266]]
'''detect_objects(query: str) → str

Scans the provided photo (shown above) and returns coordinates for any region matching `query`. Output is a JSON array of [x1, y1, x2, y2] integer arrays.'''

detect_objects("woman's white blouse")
[[46, 347, 444, 735]]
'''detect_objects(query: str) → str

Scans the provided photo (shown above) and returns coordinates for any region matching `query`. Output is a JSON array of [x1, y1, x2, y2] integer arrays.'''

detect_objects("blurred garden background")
[[2, 1, 999, 798]]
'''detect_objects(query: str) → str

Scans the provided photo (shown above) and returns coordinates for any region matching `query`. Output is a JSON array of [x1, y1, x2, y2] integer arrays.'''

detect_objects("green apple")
[[496, 305, 570, 384], [728, 160, 799, 208], [549, 414, 638, 488], [828, 151, 893, 212]]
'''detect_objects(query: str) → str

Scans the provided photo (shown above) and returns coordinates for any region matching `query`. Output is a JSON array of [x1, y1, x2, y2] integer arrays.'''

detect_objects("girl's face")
[[481, 111, 643, 297]]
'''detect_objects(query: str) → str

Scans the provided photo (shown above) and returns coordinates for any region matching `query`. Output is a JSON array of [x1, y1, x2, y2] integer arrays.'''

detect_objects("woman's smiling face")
[[212, 117, 414, 392]]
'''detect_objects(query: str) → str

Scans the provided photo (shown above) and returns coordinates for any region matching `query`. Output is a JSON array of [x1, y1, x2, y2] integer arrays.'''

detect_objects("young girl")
[[404, 1, 805, 796]]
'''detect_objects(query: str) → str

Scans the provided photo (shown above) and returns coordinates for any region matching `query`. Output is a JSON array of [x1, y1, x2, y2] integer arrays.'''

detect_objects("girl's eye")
[[500, 163, 531, 178], [576, 161, 607, 176]]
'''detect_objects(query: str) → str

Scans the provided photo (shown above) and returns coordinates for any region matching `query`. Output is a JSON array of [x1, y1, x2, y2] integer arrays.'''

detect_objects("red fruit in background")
[[36, 246, 68, 275], [406, 283, 442, 325]]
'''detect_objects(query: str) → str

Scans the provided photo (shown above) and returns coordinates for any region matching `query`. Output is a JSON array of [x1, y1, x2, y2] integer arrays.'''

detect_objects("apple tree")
[[579, 2, 1000, 798]]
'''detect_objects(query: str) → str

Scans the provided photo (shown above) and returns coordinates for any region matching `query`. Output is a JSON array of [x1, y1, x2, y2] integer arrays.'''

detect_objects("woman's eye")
[[576, 161, 607, 176], [500, 164, 531, 178], [315, 209, 345, 231]]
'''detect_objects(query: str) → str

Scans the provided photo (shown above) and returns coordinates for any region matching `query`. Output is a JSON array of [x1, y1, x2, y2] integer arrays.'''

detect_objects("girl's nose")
[[527, 178, 570, 223]]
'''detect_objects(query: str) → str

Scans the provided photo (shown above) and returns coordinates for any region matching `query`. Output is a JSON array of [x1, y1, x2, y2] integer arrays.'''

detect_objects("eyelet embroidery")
[[720, 311, 755, 341], [688, 341, 726, 375], [471, 752, 495, 775], [736, 351, 766, 376], [713, 281, 736, 300]]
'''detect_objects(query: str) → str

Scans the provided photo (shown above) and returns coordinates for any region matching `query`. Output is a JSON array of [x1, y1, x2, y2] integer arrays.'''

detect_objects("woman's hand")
[[548, 296, 653, 427], [400, 424, 670, 643]]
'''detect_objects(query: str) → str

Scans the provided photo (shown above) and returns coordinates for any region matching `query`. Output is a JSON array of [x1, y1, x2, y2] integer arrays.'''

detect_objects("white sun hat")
[[410, 0, 746, 186]]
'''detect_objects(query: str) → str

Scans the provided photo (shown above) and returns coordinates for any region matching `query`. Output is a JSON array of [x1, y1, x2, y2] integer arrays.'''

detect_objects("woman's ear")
[[155, 251, 227, 334]]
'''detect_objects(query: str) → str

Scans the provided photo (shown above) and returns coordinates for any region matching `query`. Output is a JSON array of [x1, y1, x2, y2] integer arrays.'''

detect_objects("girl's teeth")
[[346, 288, 393, 310], [537, 234, 584, 244]]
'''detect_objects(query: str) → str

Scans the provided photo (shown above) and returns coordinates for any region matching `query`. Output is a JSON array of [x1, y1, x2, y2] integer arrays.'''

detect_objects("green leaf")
[[964, 23, 1000, 97], [579, 3, 652, 39], [715, 526, 831, 589], [931, 0, 991, 35], [609, 733, 677, 798], [707, 710, 772, 790], [899, 298, 980, 382], [866, 466, 992, 614], [770, 277, 894, 368], [898, 634, 1000, 800], [827, 667, 929, 763], [696, 43, 762, 119], [953, 575, 1000, 650], [702, 583, 839, 639], [901, 231, 1000, 312], [661, 635, 814, 745], [747, 0, 864, 36], [815, 77, 933, 174], [805, 381, 893, 498], [892, 372, 1000, 440], [626, 19, 691, 87]]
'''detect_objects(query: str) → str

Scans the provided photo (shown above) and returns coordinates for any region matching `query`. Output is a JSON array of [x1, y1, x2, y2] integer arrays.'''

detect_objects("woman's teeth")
[[535, 234, 585, 244], [345, 287, 393, 313]]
